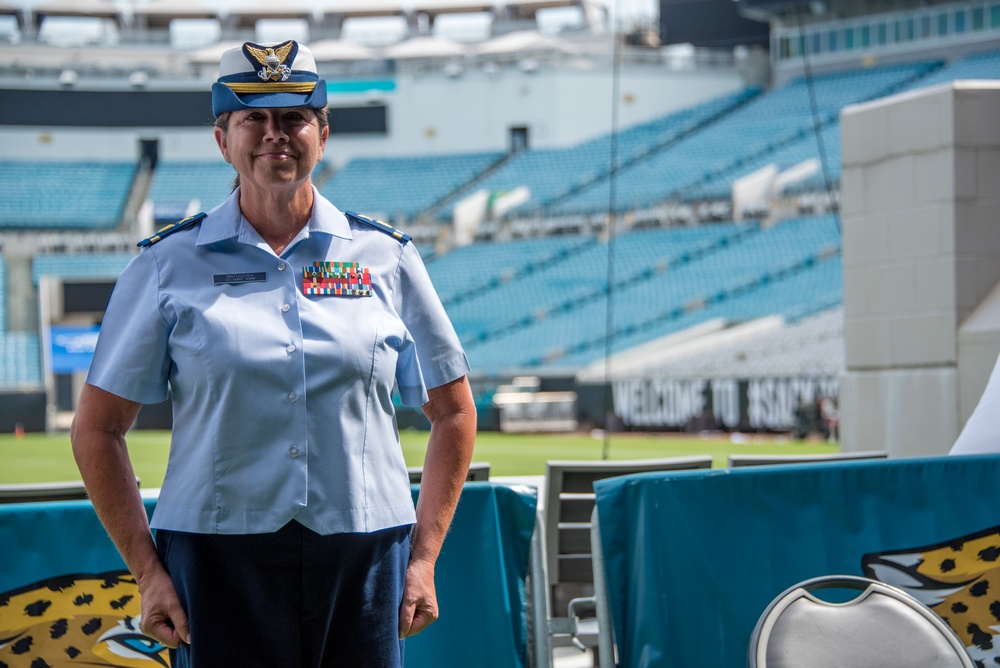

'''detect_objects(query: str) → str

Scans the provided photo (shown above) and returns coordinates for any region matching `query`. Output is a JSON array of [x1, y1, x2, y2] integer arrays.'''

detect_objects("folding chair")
[[0, 477, 141, 504], [532, 456, 712, 667], [748, 574, 974, 668], [407, 461, 490, 484], [727, 450, 887, 467], [0, 481, 89, 503]]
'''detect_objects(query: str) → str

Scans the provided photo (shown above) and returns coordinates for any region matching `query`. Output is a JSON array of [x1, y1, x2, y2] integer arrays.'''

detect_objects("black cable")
[[795, 0, 841, 235], [603, 1, 624, 460]]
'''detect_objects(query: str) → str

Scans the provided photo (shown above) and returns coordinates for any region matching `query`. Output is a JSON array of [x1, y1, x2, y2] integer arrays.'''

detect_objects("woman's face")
[[214, 106, 328, 194]]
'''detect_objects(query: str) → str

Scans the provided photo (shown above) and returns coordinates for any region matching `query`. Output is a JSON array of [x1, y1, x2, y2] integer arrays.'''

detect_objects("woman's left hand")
[[398, 376, 476, 638], [398, 557, 438, 638]]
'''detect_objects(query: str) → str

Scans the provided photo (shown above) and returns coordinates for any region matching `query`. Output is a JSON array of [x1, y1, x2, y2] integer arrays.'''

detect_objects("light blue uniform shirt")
[[87, 188, 470, 535]]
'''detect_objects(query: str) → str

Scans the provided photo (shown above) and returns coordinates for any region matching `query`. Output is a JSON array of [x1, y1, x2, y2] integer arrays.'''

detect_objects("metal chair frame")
[[748, 574, 974, 668]]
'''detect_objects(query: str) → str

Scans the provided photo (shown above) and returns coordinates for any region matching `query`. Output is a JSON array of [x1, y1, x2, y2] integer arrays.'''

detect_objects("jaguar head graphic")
[[863, 526, 1000, 667], [0, 571, 168, 667]]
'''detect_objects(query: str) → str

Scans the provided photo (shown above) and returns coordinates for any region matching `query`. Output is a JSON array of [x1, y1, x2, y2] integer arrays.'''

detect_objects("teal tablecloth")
[[594, 454, 1000, 667], [0, 481, 536, 668]]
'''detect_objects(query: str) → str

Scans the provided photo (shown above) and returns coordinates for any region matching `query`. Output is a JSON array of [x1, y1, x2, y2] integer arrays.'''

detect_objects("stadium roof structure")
[[0, 1, 22, 30], [189, 40, 244, 65], [224, 1, 321, 26], [23, 0, 588, 25], [415, 0, 496, 18], [30, 0, 121, 23], [309, 38, 378, 61], [132, 1, 220, 29], [317, 2, 409, 18], [504, 0, 584, 16], [384, 35, 467, 59], [474, 29, 576, 55]]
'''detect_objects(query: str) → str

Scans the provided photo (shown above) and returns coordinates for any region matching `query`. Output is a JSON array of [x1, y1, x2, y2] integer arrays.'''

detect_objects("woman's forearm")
[[71, 384, 162, 583]]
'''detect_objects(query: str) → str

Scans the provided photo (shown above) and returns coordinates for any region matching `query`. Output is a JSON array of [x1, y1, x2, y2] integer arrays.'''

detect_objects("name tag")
[[213, 272, 267, 285]]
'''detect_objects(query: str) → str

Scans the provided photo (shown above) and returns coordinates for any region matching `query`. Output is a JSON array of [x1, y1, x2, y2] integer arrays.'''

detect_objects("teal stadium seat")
[[0, 161, 135, 229]]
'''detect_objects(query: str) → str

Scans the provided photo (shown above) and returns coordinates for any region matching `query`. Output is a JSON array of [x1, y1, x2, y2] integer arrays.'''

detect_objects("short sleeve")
[[86, 250, 172, 404], [394, 243, 470, 406]]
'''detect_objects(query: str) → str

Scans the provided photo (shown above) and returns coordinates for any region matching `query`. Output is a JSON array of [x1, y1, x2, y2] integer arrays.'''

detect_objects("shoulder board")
[[137, 213, 207, 248], [345, 211, 411, 244]]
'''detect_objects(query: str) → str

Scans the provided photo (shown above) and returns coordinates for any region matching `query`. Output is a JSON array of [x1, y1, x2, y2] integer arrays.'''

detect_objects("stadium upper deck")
[[1, 0, 998, 435]]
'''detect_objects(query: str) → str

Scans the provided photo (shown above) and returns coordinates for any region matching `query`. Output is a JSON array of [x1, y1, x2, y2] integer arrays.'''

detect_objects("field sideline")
[[0, 429, 840, 487]]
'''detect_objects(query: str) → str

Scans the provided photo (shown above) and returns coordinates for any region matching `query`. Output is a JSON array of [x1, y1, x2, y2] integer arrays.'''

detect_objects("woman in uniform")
[[71, 40, 476, 667]]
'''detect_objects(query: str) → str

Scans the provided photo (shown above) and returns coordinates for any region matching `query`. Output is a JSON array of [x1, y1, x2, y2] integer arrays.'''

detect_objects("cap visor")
[[212, 83, 328, 117]]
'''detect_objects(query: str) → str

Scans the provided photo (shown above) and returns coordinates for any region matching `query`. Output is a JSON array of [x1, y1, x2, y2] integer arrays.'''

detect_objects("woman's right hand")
[[138, 566, 190, 649]]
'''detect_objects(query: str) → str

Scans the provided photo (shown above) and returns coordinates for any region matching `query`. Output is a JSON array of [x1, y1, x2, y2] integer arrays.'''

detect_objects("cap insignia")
[[243, 40, 297, 82]]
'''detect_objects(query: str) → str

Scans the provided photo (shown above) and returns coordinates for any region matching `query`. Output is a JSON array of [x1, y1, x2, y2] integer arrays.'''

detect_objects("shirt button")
[[286, 344, 296, 353], [281, 303, 290, 312], [290, 447, 300, 457], [288, 392, 297, 403], [278, 262, 287, 271]]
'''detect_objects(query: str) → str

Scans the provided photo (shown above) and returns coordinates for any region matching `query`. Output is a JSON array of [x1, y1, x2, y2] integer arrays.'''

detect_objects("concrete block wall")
[[840, 81, 1000, 457]]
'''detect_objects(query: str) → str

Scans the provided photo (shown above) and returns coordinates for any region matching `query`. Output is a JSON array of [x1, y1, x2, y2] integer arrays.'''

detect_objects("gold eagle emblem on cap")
[[244, 40, 295, 82]]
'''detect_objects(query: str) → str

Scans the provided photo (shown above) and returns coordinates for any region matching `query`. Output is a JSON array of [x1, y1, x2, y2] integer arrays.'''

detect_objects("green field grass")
[[0, 429, 840, 487]]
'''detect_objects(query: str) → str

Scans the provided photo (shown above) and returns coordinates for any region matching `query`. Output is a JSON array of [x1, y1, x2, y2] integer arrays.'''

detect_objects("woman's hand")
[[397, 376, 476, 638], [138, 566, 190, 648], [398, 557, 438, 638]]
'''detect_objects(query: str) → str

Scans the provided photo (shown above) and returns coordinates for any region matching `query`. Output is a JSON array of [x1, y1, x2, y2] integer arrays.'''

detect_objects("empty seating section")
[[644, 308, 844, 379], [444, 223, 748, 341], [21, 53, 997, 387], [320, 152, 504, 221], [434, 215, 842, 373], [424, 235, 587, 304], [906, 48, 1000, 90], [549, 61, 939, 214], [32, 253, 136, 286], [692, 124, 842, 201], [0, 255, 5, 331], [0, 332, 41, 386], [146, 161, 238, 217], [0, 255, 41, 388], [452, 88, 759, 215], [0, 161, 135, 229]]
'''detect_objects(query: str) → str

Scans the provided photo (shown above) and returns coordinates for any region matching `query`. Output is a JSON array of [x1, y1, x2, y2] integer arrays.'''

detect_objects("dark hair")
[[214, 107, 330, 191]]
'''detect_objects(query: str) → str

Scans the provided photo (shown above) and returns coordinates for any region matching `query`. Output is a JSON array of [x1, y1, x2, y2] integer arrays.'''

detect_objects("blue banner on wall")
[[49, 324, 101, 373]]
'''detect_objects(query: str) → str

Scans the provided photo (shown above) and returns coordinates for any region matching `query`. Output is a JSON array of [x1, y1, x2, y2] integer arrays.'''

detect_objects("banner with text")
[[610, 376, 839, 431]]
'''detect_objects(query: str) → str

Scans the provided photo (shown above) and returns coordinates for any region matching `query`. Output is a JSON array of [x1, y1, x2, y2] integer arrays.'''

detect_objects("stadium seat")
[[747, 574, 973, 668]]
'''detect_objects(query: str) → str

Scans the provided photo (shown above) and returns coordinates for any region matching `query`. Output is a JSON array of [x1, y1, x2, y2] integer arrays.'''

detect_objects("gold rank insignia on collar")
[[345, 211, 412, 243], [137, 213, 207, 247]]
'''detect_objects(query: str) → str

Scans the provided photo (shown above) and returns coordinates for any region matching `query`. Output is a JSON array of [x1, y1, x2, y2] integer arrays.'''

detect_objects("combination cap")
[[212, 40, 327, 117]]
